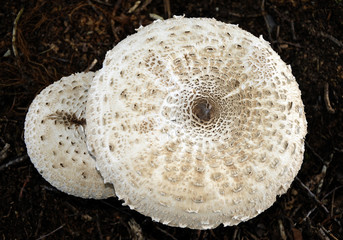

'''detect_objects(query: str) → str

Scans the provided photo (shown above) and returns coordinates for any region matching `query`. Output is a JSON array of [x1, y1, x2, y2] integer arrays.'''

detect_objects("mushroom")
[[24, 72, 115, 199], [86, 16, 307, 228]]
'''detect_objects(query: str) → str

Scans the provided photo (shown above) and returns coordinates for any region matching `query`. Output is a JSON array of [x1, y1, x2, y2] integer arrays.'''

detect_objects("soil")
[[1, 0, 343, 239]]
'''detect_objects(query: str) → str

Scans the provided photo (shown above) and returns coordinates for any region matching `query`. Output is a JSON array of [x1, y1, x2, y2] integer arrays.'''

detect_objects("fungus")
[[86, 17, 307, 229], [24, 72, 115, 199]]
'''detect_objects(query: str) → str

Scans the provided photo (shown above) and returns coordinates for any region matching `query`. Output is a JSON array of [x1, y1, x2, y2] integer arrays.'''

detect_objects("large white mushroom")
[[24, 72, 115, 199], [86, 16, 307, 229]]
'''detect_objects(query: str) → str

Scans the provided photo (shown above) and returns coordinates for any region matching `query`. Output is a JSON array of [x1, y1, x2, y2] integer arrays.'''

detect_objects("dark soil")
[[1, 0, 343, 239]]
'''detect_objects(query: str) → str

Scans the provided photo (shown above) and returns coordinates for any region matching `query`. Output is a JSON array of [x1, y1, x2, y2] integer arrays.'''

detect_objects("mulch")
[[1, 0, 342, 239]]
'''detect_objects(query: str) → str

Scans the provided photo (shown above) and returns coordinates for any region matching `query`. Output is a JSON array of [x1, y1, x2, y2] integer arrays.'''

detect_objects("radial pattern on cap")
[[86, 17, 307, 229]]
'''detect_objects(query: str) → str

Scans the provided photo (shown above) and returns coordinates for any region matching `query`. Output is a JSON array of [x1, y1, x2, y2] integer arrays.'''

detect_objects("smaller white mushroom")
[[24, 72, 115, 199]]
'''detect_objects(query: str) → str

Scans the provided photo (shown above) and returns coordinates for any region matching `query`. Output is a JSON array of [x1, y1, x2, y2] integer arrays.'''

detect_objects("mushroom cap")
[[86, 17, 307, 228], [24, 72, 115, 199]]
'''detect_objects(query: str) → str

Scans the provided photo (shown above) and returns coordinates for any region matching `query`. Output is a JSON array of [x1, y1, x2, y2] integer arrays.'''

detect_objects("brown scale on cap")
[[48, 111, 86, 127]]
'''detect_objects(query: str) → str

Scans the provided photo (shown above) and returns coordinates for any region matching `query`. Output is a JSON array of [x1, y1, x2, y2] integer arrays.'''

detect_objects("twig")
[[163, 0, 171, 19], [298, 185, 343, 226], [34, 207, 44, 237], [318, 227, 331, 240], [334, 147, 343, 153], [278, 219, 287, 240], [275, 39, 302, 48], [85, 59, 98, 73], [36, 224, 65, 240], [96, 213, 103, 240], [304, 206, 318, 219], [42, 185, 59, 193], [316, 164, 328, 195], [291, 20, 297, 40], [12, 8, 24, 58], [0, 143, 10, 161], [0, 155, 28, 171], [232, 227, 239, 239], [320, 226, 339, 240], [128, 1, 141, 14], [140, 0, 152, 10], [19, 173, 31, 200], [304, 24, 343, 48], [110, 19, 121, 42], [331, 189, 335, 217], [227, 12, 262, 18], [305, 141, 326, 164], [272, 6, 342, 48], [128, 219, 144, 240], [322, 185, 343, 200], [261, 0, 273, 42], [113, 0, 122, 15], [244, 229, 260, 240], [209, 229, 217, 238], [296, 177, 329, 214], [155, 226, 178, 240], [149, 13, 164, 20], [99, 200, 132, 216], [324, 82, 335, 114], [87, 0, 103, 16], [49, 56, 70, 63], [0, 118, 20, 123], [91, 0, 113, 6], [110, 0, 122, 43], [320, 31, 343, 48]]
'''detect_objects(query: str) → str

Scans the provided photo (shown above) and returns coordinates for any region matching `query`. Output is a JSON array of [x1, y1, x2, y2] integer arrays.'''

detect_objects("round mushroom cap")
[[86, 17, 307, 228], [24, 72, 115, 199]]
